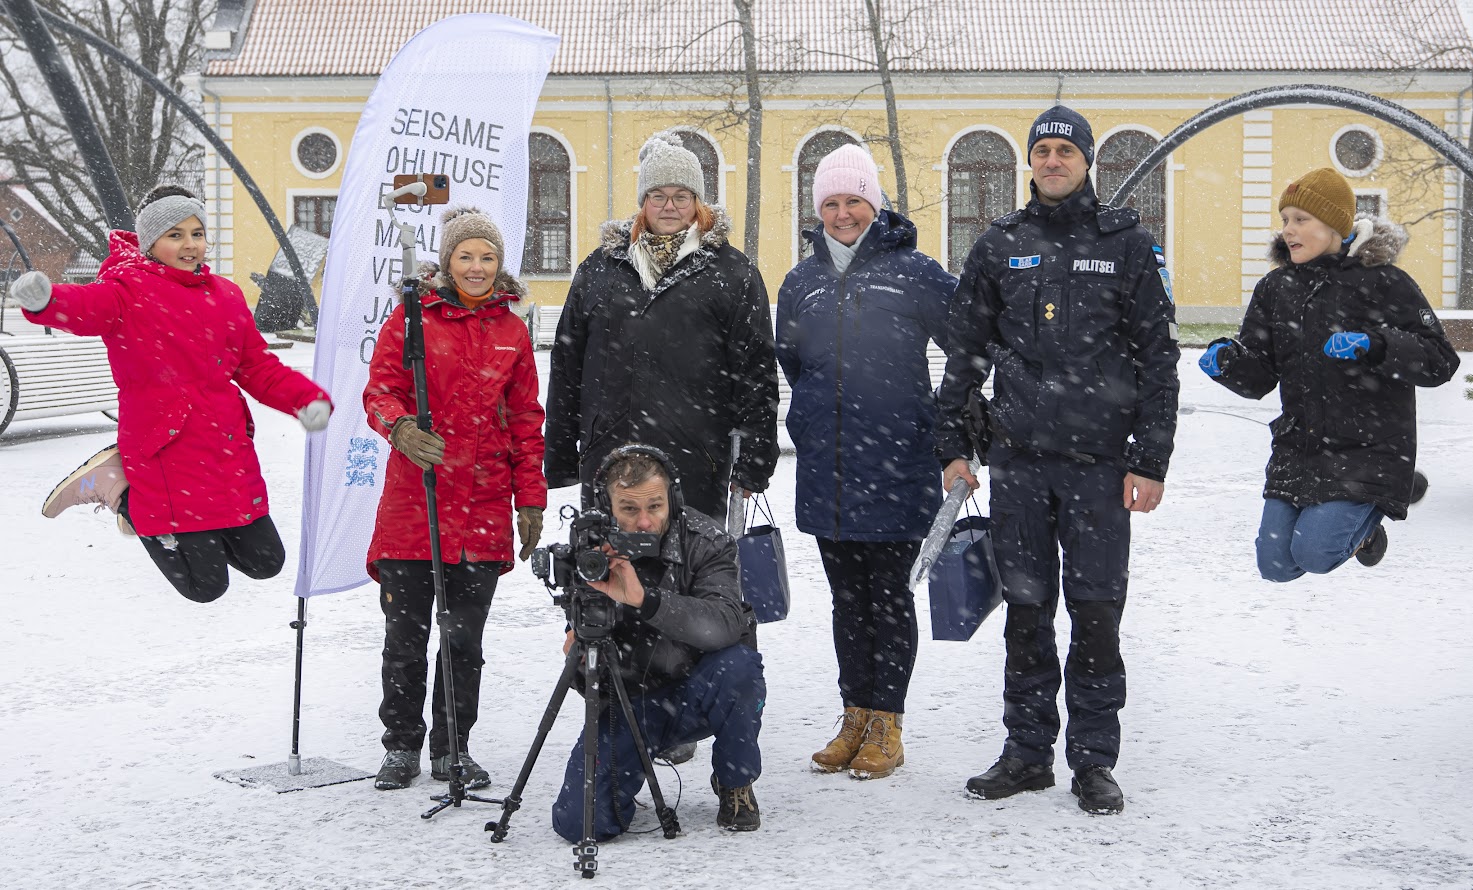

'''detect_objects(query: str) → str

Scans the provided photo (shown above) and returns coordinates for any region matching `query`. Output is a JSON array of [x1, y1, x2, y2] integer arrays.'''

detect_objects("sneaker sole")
[[1070, 778, 1124, 814], [41, 445, 121, 518], [430, 769, 491, 789], [966, 773, 1055, 799], [374, 771, 420, 791]]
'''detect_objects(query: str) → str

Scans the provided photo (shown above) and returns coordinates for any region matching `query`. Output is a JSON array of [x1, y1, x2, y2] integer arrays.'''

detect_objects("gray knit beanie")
[[136, 194, 207, 257], [636, 130, 704, 204], [438, 205, 505, 271]]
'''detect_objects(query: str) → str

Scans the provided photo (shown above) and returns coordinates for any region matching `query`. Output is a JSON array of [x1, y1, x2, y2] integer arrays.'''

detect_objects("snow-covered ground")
[[2, 343, 1471, 890]]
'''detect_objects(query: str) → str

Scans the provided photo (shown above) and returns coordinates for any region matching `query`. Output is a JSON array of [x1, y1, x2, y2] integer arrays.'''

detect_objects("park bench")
[[0, 332, 118, 436]]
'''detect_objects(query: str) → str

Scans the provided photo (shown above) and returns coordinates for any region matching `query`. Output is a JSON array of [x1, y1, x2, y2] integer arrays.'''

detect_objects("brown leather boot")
[[42, 444, 129, 518], [811, 706, 870, 773], [849, 710, 904, 780]]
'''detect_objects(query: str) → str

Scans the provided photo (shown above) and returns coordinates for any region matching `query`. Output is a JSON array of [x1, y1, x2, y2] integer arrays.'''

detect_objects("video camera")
[[529, 506, 662, 637]]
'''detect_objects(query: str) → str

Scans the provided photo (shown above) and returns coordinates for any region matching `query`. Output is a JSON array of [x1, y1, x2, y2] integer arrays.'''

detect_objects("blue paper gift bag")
[[927, 514, 1003, 641], [738, 495, 790, 624]]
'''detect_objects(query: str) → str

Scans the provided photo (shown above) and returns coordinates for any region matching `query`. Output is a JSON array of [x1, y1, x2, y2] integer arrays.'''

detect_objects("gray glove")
[[11, 270, 52, 312], [296, 399, 332, 432], [389, 416, 446, 470]]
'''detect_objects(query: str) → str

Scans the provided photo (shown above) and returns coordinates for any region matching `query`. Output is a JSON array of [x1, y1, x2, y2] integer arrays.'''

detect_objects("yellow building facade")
[[195, 2, 1473, 323]]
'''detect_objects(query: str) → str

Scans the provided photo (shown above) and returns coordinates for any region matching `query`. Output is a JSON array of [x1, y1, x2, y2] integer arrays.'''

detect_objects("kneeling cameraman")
[[551, 445, 765, 839]]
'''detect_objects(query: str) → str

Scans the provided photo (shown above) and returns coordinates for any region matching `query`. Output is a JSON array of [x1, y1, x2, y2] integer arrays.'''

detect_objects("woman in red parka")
[[15, 185, 332, 603], [363, 206, 547, 792]]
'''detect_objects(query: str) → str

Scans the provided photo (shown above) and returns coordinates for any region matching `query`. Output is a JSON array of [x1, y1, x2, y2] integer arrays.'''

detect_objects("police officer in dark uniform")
[[937, 106, 1179, 815]]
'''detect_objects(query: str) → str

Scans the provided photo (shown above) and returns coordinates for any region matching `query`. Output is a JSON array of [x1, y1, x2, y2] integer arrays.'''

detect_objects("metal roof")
[[203, 0, 1473, 77]]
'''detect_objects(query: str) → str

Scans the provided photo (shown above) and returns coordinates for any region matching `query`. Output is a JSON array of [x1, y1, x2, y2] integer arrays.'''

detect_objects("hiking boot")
[[42, 444, 129, 518], [431, 751, 490, 789], [374, 749, 421, 790], [965, 755, 1055, 799], [811, 706, 870, 773], [1071, 764, 1125, 815], [1410, 470, 1428, 505], [849, 710, 904, 780], [710, 774, 761, 831], [1354, 523, 1388, 567], [657, 742, 697, 765]]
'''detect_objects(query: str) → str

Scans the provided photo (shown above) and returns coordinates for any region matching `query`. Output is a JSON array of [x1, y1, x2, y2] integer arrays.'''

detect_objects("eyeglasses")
[[646, 192, 694, 208]]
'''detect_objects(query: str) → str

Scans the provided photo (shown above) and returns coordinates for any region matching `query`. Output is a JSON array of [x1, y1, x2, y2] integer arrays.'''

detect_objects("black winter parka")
[[546, 209, 779, 517], [1208, 219, 1459, 520], [938, 182, 1180, 479]]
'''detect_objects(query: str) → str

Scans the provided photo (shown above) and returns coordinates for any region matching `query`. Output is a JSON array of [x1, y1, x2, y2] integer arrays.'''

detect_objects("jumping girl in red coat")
[[363, 206, 547, 792], [13, 185, 332, 603]]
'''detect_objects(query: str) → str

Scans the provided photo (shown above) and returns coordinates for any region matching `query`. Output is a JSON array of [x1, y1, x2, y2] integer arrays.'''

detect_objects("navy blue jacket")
[[776, 210, 955, 540], [937, 182, 1180, 480]]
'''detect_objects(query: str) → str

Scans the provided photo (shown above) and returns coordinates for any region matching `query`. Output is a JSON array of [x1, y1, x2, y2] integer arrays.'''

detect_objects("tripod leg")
[[606, 650, 681, 839], [575, 645, 602, 878], [485, 644, 583, 841]]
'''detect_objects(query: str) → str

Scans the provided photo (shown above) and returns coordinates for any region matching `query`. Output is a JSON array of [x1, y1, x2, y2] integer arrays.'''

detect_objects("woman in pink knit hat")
[[777, 143, 956, 780]]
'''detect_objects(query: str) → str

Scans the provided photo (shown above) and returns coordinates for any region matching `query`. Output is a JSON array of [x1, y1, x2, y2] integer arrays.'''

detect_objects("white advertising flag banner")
[[295, 14, 559, 597]]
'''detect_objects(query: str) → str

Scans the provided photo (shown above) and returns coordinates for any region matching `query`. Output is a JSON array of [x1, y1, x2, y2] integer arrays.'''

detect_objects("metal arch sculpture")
[[0, 5, 319, 325], [1108, 84, 1473, 207]]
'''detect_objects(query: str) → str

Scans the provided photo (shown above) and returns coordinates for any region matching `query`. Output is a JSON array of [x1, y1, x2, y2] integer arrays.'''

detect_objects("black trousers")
[[816, 539, 921, 714], [377, 558, 500, 758], [121, 490, 285, 603], [988, 448, 1130, 769]]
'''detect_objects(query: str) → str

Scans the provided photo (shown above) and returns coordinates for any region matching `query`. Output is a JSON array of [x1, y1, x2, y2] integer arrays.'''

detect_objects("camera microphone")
[[380, 180, 428, 208]]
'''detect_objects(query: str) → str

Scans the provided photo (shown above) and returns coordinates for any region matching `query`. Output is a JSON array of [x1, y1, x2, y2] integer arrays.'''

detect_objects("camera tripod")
[[485, 594, 680, 879]]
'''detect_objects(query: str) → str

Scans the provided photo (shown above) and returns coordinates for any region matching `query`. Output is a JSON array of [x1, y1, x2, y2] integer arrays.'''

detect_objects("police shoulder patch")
[[1158, 267, 1174, 303]]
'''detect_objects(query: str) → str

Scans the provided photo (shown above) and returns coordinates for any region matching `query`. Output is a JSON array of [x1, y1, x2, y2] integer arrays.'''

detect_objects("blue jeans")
[[551, 645, 765, 843], [1256, 499, 1384, 582]]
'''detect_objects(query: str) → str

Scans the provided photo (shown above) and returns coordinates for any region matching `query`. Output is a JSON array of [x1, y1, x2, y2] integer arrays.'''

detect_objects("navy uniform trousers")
[[988, 447, 1130, 770]]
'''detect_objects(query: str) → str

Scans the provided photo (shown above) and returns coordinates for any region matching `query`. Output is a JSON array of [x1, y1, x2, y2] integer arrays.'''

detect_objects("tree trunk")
[[736, 0, 762, 264], [864, 0, 908, 216]]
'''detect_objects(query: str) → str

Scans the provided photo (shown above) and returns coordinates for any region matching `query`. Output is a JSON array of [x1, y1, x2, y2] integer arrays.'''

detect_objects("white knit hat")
[[636, 130, 704, 204], [812, 144, 881, 215]]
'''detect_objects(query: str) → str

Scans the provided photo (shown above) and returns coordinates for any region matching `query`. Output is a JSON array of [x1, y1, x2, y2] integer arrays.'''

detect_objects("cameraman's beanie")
[[636, 130, 705, 204], [812, 144, 882, 216], [1027, 105, 1095, 167], [438, 206, 505, 271], [1279, 168, 1356, 239]]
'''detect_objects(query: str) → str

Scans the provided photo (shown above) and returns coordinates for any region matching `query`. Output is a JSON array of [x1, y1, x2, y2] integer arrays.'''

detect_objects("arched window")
[[1096, 130, 1166, 247], [947, 131, 1017, 273], [797, 130, 860, 258], [674, 130, 720, 205], [525, 132, 571, 275]]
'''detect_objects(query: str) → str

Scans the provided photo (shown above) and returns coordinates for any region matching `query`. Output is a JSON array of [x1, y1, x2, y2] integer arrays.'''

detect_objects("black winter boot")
[[965, 756, 1055, 799], [1355, 523, 1388, 567], [1071, 765, 1125, 814], [1410, 471, 1429, 505], [711, 775, 761, 831], [374, 749, 421, 790], [431, 751, 491, 789]]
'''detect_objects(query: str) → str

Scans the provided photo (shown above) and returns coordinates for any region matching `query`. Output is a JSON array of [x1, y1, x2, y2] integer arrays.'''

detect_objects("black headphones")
[[593, 444, 685, 516]]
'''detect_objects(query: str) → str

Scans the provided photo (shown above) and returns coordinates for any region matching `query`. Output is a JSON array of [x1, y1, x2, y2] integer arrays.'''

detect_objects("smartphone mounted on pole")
[[389, 173, 451, 206]]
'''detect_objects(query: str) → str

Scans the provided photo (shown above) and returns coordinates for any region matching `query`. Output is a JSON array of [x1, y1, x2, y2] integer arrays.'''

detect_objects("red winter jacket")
[[362, 281, 546, 580], [23, 231, 330, 536]]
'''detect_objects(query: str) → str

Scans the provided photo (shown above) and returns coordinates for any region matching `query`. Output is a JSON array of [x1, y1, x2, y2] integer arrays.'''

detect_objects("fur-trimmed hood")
[[397, 260, 529, 316], [598, 204, 734, 256], [1269, 215, 1408, 268]]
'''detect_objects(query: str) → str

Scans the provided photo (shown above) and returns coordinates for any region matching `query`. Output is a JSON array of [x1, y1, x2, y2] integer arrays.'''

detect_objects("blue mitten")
[[1199, 341, 1232, 377], [1323, 332, 1370, 361]]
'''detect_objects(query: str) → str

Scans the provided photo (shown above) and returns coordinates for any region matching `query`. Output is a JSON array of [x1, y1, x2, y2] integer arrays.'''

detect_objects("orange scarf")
[[454, 285, 494, 310]]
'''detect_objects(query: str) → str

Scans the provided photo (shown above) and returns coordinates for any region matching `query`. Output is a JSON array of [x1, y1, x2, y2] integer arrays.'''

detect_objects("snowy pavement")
[[2, 344, 1471, 889]]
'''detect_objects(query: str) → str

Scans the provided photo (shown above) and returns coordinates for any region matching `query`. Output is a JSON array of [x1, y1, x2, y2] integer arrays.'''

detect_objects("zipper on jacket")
[[833, 267, 850, 537]]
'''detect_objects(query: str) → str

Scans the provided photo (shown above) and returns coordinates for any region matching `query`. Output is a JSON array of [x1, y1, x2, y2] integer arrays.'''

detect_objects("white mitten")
[[11, 270, 52, 312], [296, 399, 332, 432]]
